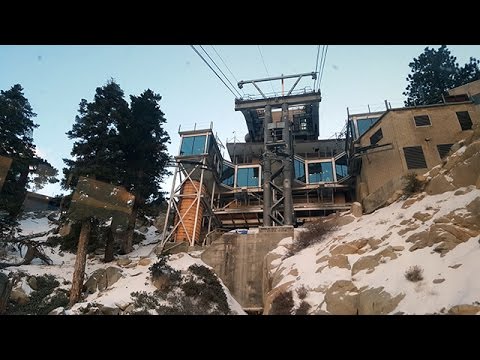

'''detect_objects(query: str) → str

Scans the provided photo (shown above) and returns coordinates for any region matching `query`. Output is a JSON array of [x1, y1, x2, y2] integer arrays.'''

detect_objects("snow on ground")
[[2, 219, 245, 315], [268, 186, 480, 314]]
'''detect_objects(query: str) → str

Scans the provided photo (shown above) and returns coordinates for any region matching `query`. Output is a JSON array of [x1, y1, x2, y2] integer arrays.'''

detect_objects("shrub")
[[286, 220, 333, 257], [402, 172, 423, 196], [187, 264, 229, 314], [149, 257, 181, 289], [405, 265, 424, 282], [295, 301, 311, 315], [270, 291, 294, 315], [6, 274, 67, 315], [296, 285, 308, 300]]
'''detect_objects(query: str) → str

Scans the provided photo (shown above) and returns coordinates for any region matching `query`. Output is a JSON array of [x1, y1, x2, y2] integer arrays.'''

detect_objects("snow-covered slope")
[[264, 186, 480, 315], [1, 219, 245, 315]]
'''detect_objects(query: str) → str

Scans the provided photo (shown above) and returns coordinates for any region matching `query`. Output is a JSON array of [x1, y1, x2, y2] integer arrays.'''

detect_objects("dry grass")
[[405, 265, 424, 282]]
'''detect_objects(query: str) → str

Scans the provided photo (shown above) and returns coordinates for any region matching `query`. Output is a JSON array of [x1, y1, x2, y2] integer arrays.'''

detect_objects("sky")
[[1, 45, 479, 196]]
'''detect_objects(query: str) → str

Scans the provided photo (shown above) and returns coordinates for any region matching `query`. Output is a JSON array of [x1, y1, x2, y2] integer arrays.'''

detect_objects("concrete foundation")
[[201, 226, 294, 310]]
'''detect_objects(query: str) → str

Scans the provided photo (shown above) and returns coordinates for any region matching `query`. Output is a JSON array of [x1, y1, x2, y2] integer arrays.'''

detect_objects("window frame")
[[306, 159, 335, 184], [235, 164, 261, 188], [413, 115, 431, 127]]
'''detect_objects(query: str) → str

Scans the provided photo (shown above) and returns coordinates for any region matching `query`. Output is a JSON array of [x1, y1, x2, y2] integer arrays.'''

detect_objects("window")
[[179, 135, 207, 156], [403, 146, 427, 169], [414, 115, 431, 127], [308, 161, 334, 183], [221, 163, 235, 187], [335, 154, 348, 181], [294, 158, 306, 182], [370, 128, 383, 145], [437, 144, 453, 159], [236, 167, 260, 187], [456, 111, 473, 130], [356, 117, 379, 137]]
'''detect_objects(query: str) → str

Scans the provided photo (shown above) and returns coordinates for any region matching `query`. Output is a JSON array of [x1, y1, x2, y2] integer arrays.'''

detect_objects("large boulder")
[[425, 175, 455, 195], [9, 287, 29, 305], [84, 267, 123, 293], [350, 202, 363, 218]]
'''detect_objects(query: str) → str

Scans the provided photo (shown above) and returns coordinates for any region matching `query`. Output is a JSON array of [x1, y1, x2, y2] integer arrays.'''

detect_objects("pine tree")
[[116, 89, 171, 253], [403, 45, 480, 106], [63, 79, 131, 305], [0, 84, 58, 237]]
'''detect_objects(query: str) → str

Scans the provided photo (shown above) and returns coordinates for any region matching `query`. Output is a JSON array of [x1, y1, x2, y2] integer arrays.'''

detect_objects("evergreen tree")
[[404, 45, 480, 106], [0, 84, 58, 236], [63, 80, 130, 305], [117, 89, 171, 253]]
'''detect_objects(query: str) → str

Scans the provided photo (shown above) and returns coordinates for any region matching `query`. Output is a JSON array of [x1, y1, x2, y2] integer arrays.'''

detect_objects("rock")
[[425, 175, 455, 195], [48, 307, 65, 315], [330, 244, 358, 256], [10, 287, 29, 305], [324, 280, 359, 315], [316, 255, 329, 264], [351, 246, 397, 275], [386, 190, 403, 206], [288, 268, 299, 277], [381, 232, 392, 241], [448, 264, 462, 269], [124, 262, 137, 269], [413, 212, 433, 223], [398, 224, 420, 236], [399, 219, 412, 225], [448, 304, 480, 315], [357, 287, 405, 315], [84, 267, 123, 293], [124, 304, 135, 314], [27, 276, 38, 291], [117, 258, 132, 267], [333, 215, 355, 227], [350, 202, 363, 218], [350, 238, 369, 250], [99, 305, 121, 315], [115, 302, 131, 311], [138, 258, 152, 266], [392, 246, 404, 251], [367, 238, 383, 250], [263, 280, 295, 315], [450, 151, 480, 188], [352, 255, 379, 275], [328, 254, 351, 269], [401, 193, 426, 208], [433, 278, 445, 284]]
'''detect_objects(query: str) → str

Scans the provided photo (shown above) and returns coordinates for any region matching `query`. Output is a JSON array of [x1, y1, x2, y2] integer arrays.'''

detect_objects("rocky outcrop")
[[324, 280, 359, 315], [357, 287, 405, 315]]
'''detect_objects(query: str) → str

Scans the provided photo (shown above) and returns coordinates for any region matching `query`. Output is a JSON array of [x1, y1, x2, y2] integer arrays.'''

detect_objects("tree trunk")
[[0, 273, 12, 315], [104, 227, 114, 263], [120, 206, 137, 254], [69, 219, 91, 307]]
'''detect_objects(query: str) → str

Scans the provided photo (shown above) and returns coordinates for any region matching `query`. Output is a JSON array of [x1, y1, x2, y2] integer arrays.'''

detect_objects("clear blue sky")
[[1, 45, 479, 196]]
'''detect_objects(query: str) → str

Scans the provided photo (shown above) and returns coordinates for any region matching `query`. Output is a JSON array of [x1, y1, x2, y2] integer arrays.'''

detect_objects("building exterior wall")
[[448, 80, 480, 98], [357, 102, 480, 199]]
